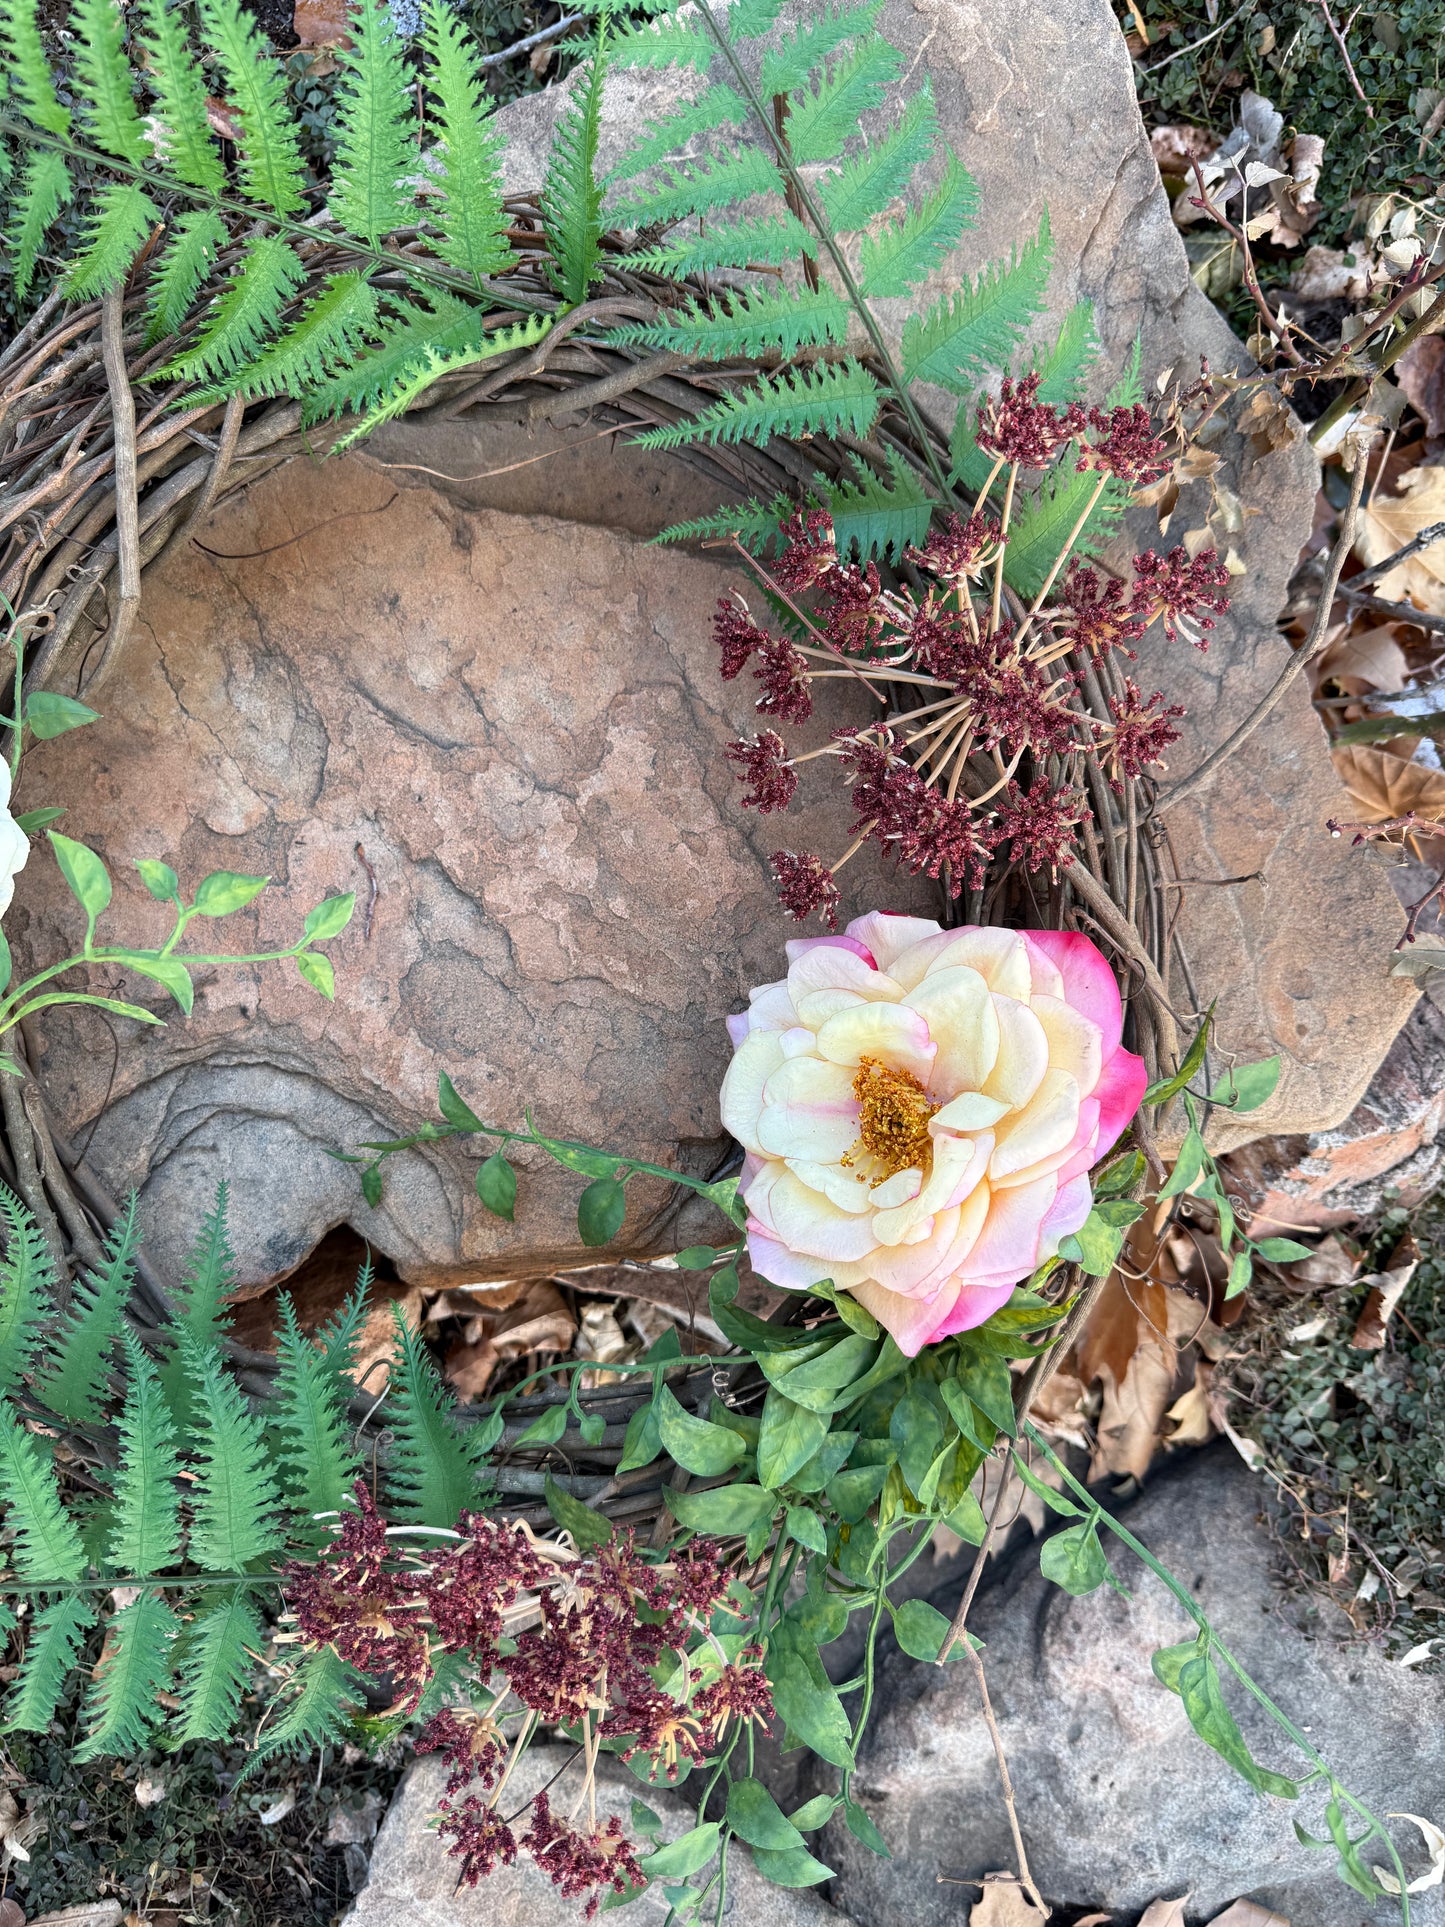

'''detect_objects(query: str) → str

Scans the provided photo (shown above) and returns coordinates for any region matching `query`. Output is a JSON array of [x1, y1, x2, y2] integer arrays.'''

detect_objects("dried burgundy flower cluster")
[[713, 388, 1229, 924], [284, 1487, 772, 1918]]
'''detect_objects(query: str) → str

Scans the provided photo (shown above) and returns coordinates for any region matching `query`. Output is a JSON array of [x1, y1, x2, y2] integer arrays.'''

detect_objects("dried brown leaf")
[[443, 1336, 499, 1399], [1314, 623, 1409, 694], [1398, 336, 1445, 438], [0, 1899, 24, 1927], [1330, 741, 1445, 824], [1357, 464, 1445, 611], [1349, 1261, 1417, 1349], [1163, 1359, 1215, 1446], [967, 1878, 1049, 1927], [1136, 1901, 1191, 1927], [1152, 122, 1219, 174], [1205, 1903, 1290, 1927], [292, 0, 353, 47]]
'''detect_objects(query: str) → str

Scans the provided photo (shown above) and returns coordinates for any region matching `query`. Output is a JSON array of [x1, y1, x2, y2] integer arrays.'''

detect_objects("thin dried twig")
[[962, 1639, 1050, 1916], [1314, 1, 1373, 116], [93, 284, 141, 686], [1157, 441, 1371, 819]]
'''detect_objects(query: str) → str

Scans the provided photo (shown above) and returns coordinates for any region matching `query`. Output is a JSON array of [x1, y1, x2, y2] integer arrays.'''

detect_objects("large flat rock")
[[493, 0, 1414, 1147], [15, 443, 935, 1289]]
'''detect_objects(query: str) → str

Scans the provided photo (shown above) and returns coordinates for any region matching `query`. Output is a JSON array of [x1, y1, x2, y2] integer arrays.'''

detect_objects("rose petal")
[[720, 1030, 787, 1155], [1040, 1171, 1093, 1254], [726, 1012, 750, 1048], [980, 995, 1049, 1111], [1023, 928, 1124, 1055], [999, 1097, 1099, 1191], [793, 987, 865, 1027], [745, 1165, 881, 1262], [872, 1131, 983, 1243], [989, 1069, 1082, 1180], [788, 944, 904, 1005], [903, 965, 1001, 1098], [758, 1055, 859, 1161], [815, 1002, 937, 1081], [784, 1158, 875, 1214], [867, 1166, 924, 1210], [746, 1227, 836, 1293], [1031, 992, 1104, 1096], [933, 1091, 1009, 1131], [917, 927, 1034, 1000], [847, 1274, 961, 1357], [920, 1277, 1018, 1345], [779, 1026, 818, 1059], [1094, 1043, 1149, 1157], [745, 980, 799, 1032], [844, 912, 941, 973], [964, 1173, 1059, 1281], [786, 932, 876, 967]]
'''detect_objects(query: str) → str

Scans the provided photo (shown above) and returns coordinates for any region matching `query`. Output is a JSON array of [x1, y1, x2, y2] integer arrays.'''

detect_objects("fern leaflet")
[[137, 0, 225, 194], [185, 1336, 284, 1572], [157, 1180, 236, 1428], [173, 1587, 262, 1743], [10, 150, 72, 300], [332, 312, 552, 449], [303, 290, 483, 422], [105, 1333, 182, 1578], [71, 0, 151, 165], [330, 0, 412, 245], [386, 1309, 480, 1526], [784, 37, 902, 165], [825, 451, 936, 562], [614, 213, 812, 279], [316, 1277, 367, 1391], [858, 149, 977, 298], [74, 1591, 177, 1761], [162, 233, 305, 385], [609, 148, 781, 230], [63, 183, 160, 299], [197, 0, 306, 215], [33, 1192, 139, 1425], [1002, 460, 1124, 600], [422, 0, 511, 284], [1036, 301, 1099, 405], [730, 0, 787, 31], [631, 359, 880, 451], [608, 84, 749, 185], [611, 11, 714, 73], [759, 2, 881, 98], [541, 27, 608, 307], [0, 1398, 87, 1581], [246, 1647, 358, 1774], [900, 213, 1052, 393], [271, 1293, 361, 1523], [0, 1188, 54, 1395], [204, 272, 380, 402], [817, 83, 936, 234], [145, 210, 227, 345], [1, 1597, 94, 1733], [657, 490, 799, 554], [1, 0, 70, 133], [613, 281, 850, 360]]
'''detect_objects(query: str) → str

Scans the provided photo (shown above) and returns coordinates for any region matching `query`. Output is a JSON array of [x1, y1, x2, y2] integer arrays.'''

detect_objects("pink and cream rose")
[[720, 913, 1148, 1356]]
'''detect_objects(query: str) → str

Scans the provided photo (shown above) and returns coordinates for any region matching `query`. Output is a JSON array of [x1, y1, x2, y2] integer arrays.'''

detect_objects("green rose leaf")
[[787, 1795, 839, 1832], [1093, 1149, 1146, 1199], [49, 830, 111, 922], [890, 1597, 965, 1663], [674, 1245, 717, 1270], [105, 952, 193, 1014], [191, 870, 269, 917], [303, 893, 355, 942], [1226, 1248, 1253, 1299], [577, 1177, 626, 1247], [757, 1387, 828, 1489], [1253, 1236, 1313, 1263], [726, 1778, 806, 1852], [24, 691, 99, 740], [578, 1410, 606, 1447], [543, 1471, 613, 1550], [784, 1505, 828, 1555], [14, 806, 64, 834], [516, 1404, 567, 1448], [437, 1071, 484, 1131], [1011, 1452, 1083, 1517], [750, 1843, 834, 1887], [1176, 1650, 1300, 1799], [1039, 1518, 1114, 1596], [712, 1267, 820, 1353], [1210, 1054, 1282, 1114], [764, 1645, 854, 1769], [295, 952, 335, 999], [361, 1163, 383, 1208], [954, 1349, 1017, 1436], [943, 1486, 988, 1545], [843, 1801, 891, 1858], [617, 1396, 662, 1473], [665, 1482, 775, 1536], [1058, 1208, 1128, 1279], [825, 1463, 888, 1524], [134, 858, 180, 902], [637, 1822, 720, 1881], [770, 1332, 879, 1413], [1159, 1126, 1206, 1200], [654, 1384, 746, 1477], [475, 1151, 516, 1222], [1143, 1009, 1212, 1107]]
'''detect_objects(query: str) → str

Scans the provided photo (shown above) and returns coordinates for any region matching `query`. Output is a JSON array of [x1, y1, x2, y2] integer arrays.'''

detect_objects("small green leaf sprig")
[[0, 831, 354, 1071]]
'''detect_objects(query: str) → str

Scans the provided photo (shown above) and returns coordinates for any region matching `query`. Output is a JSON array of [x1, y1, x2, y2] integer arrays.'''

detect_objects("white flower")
[[0, 762, 30, 921]]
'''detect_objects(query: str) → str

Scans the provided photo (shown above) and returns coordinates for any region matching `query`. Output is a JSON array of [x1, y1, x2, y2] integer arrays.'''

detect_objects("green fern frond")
[[203, 272, 380, 402], [332, 311, 552, 449], [246, 1647, 358, 1772], [137, 0, 224, 193], [656, 489, 798, 554], [1106, 333, 1144, 408], [0, 1398, 87, 1581], [858, 149, 977, 298], [1, 0, 70, 132], [817, 83, 936, 234], [197, 0, 306, 215], [157, 1181, 236, 1429], [1002, 461, 1124, 599], [610, 148, 782, 230], [145, 209, 227, 345], [33, 1192, 139, 1426], [385, 1308, 480, 1526], [63, 183, 160, 299], [172, 1586, 262, 1743], [760, 1, 880, 98], [784, 37, 902, 165], [422, 0, 510, 284], [611, 11, 713, 72], [272, 1294, 361, 1523], [302, 290, 477, 421], [608, 84, 748, 184], [540, 26, 608, 306], [331, 0, 412, 245], [74, 1590, 177, 1761], [825, 450, 936, 561], [632, 358, 880, 451], [0, 1189, 55, 1396], [185, 1336, 284, 1572], [1036, 300, 1098, 405], [105, 1333, 182, 1578], [612, 281, 849, 359], [10, 150, 72, 300], [162, 233, 305, 384], [316, 1277, 367, 1390], [613, 212, 811, 278], [0, 1596, 94, 1733], [900, 211, 1052, 394], [729, 0, 786, 30], [70, 0, 151, 165]]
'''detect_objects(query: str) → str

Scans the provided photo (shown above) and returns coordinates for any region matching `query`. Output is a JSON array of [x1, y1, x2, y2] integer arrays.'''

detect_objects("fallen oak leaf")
[[1329, 742, 1445, 832], [1136, 1899, 1191, 1927], [1356, 465, 1445, 613]]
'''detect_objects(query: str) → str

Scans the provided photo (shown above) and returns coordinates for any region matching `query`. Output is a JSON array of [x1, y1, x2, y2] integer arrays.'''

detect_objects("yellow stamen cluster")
[[843, 1055, 938, 1183]]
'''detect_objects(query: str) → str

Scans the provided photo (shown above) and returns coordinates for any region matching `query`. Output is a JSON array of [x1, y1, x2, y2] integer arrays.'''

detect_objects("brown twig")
[[93, 284, 141, 684], [1314, 1, 1373, 115], [963, 1639, 1050, 1916], [1157, 439, 1371, 819], [1335, 588, 1445, 633], [1187, 158, 1305, 368]]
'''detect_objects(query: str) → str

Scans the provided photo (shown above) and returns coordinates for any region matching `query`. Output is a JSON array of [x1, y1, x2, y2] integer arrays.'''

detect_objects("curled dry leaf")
[[1163, 1359, 1214, 1447], [1313, 624, 1409, 695], [1349, 1260, 1418, 1350], [1330, 741, 1445, 826], [1290, 244, 1371, 304], [132, 1774, 166, 1808], [1151, 123, 1220, 175], [0, 1898, 23, 1927], [1373, 1812, 1445, 1894], [1398, 336, 1445, 439], [1356, 464, 1445, 611], [966, 1876, 1049, 1926], [1136, 1899, 1191, 1927], [1204, 1902, 1291, 1926]]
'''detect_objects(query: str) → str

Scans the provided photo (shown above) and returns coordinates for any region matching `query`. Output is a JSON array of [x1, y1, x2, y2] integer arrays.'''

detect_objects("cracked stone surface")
[[15, 445, 936, 1289], [15, 0, 1414, 1286]]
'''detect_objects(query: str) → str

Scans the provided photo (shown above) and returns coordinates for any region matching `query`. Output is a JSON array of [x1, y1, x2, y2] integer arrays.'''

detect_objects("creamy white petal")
[[989, 1068, 1082, 1179], [1032, 993, 1103, 1093], [787, 944, 904, 1005], [719, 1030, 787, 1154], [980, 995, 1049, 1111], [784, 1158, 875, 1213], [919, 928, 1033, 1000], [814, 1002, 937, 1081], [761, 1055, 856, 1109], [867, 1167, 924, 1210], [779, 1026, 818, 1059], [745, 980, 799, 1031], [748, 1165, 882, 1262], [932, 1091, 1009, 1131], [759, 1104, 858, 1162], [903, 965, 1000, 1098], [793, 987, 865, 1027], [844, 911, 942, 971]]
